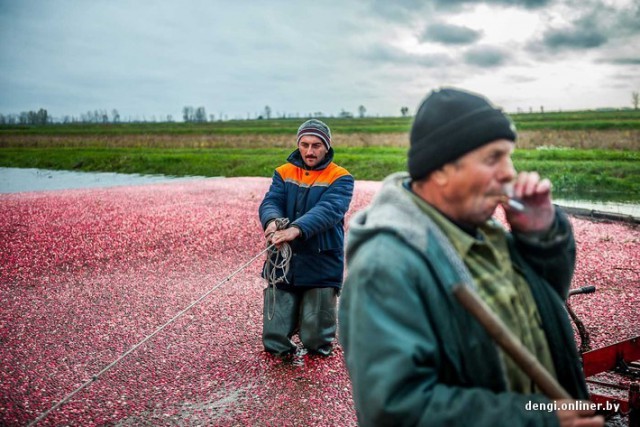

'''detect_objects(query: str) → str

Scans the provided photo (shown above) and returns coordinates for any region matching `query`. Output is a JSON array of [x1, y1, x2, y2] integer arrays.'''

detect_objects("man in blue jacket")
[[339, 88, 603, 426], [259, 119, 354, 357]]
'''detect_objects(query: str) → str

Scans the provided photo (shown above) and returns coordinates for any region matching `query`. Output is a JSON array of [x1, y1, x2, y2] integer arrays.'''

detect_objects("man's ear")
[[431, 166, 450, 186]]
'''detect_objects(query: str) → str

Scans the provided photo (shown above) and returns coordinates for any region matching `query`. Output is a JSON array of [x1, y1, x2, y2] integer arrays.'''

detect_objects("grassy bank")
[[1, 146, 638, 202], [2, 113, 638, 202]]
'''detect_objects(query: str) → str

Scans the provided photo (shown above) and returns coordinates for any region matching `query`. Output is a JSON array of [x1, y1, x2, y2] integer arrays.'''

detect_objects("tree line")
[[8, 95, 636, 127], [0, 104, 417, 126], [0, 108, 50, 125], [0, 108, 124, 125]]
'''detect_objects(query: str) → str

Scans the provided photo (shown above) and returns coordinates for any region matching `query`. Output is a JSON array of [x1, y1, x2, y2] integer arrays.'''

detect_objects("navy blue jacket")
[[259, 148, 354, 289]]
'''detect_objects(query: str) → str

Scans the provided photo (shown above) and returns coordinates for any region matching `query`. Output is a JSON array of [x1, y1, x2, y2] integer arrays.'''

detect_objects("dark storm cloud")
[[529, 1, 640, 55], [539, 12, 608, 51], [421, 23, 482, 45], [464, 46, 511, 67], [542, 26, 607, 49]]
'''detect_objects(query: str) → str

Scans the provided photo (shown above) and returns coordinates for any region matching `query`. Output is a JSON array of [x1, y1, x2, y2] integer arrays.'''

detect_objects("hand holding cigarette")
[[502, 171, 556, 234]]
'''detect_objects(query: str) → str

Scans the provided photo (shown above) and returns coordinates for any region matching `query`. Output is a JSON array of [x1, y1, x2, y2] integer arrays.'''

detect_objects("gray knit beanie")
[[297, 119, 331, 150], [408, 87, 517, 180]]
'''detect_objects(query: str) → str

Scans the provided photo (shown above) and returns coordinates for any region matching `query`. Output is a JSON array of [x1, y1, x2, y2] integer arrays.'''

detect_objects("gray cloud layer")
[[1, 0, 638, 118]]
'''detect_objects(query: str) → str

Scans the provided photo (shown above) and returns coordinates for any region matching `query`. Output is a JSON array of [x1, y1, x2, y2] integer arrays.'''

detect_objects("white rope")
[[27, 244, 273, 427], [264, 218, 293, 320]]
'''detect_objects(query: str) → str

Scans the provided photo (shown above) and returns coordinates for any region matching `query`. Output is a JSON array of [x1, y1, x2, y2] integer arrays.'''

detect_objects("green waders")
[[262, 286, 338, 356]]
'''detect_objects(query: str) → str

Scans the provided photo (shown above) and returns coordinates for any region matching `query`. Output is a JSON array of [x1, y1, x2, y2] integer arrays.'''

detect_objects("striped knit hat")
[[296, 119, 331, 150]]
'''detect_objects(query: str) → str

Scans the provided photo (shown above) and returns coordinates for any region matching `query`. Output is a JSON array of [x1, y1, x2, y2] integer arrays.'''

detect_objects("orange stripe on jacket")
[[276, 162, 351, 187]]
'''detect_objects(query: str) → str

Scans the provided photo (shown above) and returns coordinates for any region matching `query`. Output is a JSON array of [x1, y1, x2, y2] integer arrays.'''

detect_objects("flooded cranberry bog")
[[1, 178, 638, 426]]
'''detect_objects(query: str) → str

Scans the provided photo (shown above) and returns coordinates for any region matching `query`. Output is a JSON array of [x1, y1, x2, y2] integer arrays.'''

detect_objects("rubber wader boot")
[[262, 286, 299, 355], [299, 287, 338, 356]]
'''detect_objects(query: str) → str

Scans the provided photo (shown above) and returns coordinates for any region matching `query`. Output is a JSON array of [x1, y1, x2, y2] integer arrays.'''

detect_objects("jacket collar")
[[347, 172, 477, 293]]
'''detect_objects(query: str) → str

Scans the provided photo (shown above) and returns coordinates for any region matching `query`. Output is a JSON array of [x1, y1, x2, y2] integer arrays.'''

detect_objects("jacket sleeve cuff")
[[291, 223, 305, 240], [513, 207, 570, 249]]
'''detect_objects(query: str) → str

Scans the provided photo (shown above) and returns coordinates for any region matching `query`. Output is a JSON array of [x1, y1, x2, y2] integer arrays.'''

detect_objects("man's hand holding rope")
[[264, 218, 295, 313], [265, 219, 301, 248]]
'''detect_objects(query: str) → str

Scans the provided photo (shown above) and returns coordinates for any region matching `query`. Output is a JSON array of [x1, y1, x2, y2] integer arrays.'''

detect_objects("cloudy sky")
[[1, 0, 639, 121]]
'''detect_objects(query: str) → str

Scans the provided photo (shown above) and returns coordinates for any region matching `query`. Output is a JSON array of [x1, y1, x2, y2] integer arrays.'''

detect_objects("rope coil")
[[264, 218, 293, 320]]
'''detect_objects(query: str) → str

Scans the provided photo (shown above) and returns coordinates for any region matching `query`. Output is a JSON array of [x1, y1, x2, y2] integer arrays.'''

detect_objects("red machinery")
[[567, 286, 640, 426]]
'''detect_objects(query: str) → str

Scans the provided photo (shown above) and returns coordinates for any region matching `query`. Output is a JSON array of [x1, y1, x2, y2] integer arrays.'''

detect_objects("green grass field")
[[1, 146, 638, 202], [1, 110, 639, 202]]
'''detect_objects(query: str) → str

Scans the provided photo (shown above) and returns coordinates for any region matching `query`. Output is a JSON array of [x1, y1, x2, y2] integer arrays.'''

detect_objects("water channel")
[[1, 167, 639, 219], [0, 167, 211, 193]]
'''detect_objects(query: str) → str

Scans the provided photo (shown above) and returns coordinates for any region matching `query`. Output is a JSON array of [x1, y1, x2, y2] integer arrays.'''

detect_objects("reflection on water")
[[0, 167, 213, 193]]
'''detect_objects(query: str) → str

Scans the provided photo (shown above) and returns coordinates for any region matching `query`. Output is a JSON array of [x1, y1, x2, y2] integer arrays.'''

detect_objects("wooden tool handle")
[[453, 285, 571, 400]]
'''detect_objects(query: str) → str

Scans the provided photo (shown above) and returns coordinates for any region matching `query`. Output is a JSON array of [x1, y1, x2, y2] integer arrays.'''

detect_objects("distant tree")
[[195, 106, 207, 122], [209, 114, 215, 122], [400, 106, 409, 117], [17, 109, 48, 125], [111, 109, 120, 123], [82, 110, 105, 123], [339, 109, 353, 119], [358, 105, 366, 118], [1, 114, 17, 124], [37, 108, 48, 124], [633, 91, 639, 110], [264, 105, 272, 120], [182, 106, 195, 122]]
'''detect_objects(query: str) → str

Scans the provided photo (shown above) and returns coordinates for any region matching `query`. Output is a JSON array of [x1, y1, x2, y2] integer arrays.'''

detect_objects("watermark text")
[[525, 400, 620, 413]]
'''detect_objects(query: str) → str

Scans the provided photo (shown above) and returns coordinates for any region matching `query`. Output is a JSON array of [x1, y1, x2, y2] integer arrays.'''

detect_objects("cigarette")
[[507, 198, 525, 212]]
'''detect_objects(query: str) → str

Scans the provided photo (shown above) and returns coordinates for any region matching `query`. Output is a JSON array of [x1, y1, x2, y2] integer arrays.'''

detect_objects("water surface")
[[0, 167, 212, 193]]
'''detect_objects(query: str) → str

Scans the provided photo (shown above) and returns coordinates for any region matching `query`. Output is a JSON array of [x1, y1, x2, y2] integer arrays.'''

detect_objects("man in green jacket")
[[338, 88, 603, 426]]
